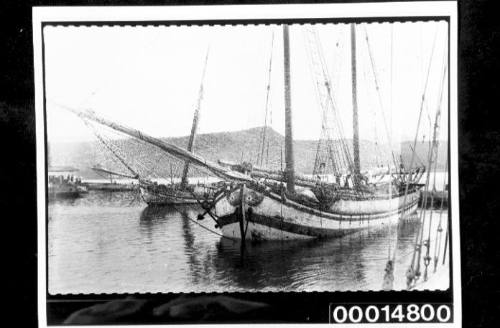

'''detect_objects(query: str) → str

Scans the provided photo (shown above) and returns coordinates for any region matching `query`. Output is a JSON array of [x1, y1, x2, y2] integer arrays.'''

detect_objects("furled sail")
[[59, 104, 253, 183], [91, 165, 137, 179]]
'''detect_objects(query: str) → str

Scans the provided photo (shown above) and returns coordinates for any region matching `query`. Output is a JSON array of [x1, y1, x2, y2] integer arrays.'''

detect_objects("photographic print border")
[[34, 2, 460, 326]]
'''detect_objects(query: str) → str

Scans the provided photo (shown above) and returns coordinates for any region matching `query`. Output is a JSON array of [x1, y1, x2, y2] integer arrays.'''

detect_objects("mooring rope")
[[170, 200, 238, 242]]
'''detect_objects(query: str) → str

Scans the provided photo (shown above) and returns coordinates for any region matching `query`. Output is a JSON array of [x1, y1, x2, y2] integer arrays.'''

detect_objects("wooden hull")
[[86, 183, 137, 192], [48, 190, 81, 200], [328, 192, 419, 215], [214, 185, 420, 241], [48, 183, 87, 200], [139, 184, 214, 206]]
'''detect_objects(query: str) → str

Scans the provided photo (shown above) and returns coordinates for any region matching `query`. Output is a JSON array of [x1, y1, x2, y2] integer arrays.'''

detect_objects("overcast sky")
[[44, 21, 449, 144]]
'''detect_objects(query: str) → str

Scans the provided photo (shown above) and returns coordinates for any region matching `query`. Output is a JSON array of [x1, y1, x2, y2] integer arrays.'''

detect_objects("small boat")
[[48, 182, 87, 200], [419, 188, 448, 209], [86, 182, 137, 192], [139, 179, 218, 206], [48, 173, 88, 200]]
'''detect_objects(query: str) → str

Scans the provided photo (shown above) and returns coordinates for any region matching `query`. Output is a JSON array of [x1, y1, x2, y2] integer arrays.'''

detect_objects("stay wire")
[[362, 25, 397, 170], [258, 29, 275, 167], [401, 23, 439, 236], [169, 199, 238, 242]]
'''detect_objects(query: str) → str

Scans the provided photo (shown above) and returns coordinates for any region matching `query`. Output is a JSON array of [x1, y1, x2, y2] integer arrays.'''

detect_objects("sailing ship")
[[211, 24, 422, 240], [62, 24, 423, 240], [137, 49, 219, 206], [77, 49, 217, 206]]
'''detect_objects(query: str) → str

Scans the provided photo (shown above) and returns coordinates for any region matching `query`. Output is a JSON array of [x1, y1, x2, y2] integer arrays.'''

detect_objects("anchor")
[[191, 187, 228, 228]]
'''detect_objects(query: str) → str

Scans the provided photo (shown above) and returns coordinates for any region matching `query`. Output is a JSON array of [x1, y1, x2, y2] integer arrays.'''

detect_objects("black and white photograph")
[[32, 2, 463, 326]]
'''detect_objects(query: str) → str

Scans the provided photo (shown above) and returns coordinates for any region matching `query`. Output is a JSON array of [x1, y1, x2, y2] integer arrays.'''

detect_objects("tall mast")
[[350, 23, 361, 184], [180, 48, 210, 188], [283, 24, 295, 193]]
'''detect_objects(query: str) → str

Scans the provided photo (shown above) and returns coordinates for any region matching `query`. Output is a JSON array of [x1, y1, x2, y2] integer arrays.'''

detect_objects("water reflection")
[[134, 204, 423, 292], [49, 194, 447, 293], [211, 219, 420, 291], [139, 205, 215, 287], [50, 190, 140, 207]]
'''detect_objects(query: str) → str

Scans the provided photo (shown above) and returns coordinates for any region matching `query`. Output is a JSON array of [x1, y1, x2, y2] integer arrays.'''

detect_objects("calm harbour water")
[[48, 190, 450, 294]]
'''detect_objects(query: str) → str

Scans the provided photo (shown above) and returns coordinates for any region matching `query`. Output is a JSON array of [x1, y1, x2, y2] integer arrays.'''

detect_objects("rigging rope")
[[401, 24, 439, 214], [360, 54, 384, 167], [88, 120, 153, 176], [389, 24, 394, 144], [422, 58, 448, 282], [382, 26, 396, 283], [362, 25, 398, 170], [303, 27, 354, 179], [85, 118, 197, 183], [433, 154, 448, 273], [442, 220, 449, 265], [171, 203, 237, 242], [406, 33, 447, 289], [257, 30, 275, 168], [382, 24, 440, 290], [83, 119, 139, 177], [409, 144, 426, 169]]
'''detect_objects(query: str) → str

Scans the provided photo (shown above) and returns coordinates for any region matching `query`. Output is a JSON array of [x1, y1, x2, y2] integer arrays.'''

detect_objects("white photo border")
[[34, 2, 460, 327]]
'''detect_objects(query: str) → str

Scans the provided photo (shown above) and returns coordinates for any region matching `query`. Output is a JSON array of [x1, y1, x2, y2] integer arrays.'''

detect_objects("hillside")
[[48, 126, 448, 179]]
